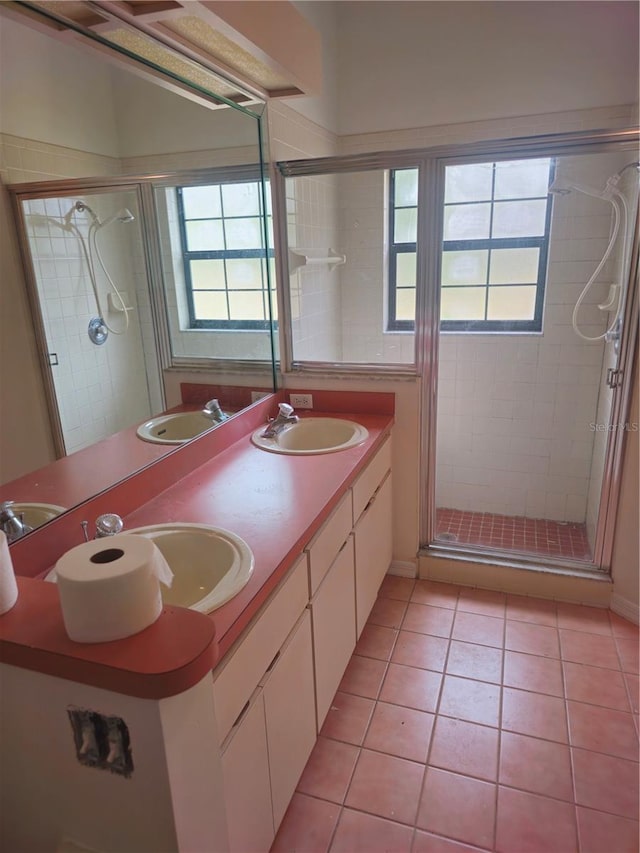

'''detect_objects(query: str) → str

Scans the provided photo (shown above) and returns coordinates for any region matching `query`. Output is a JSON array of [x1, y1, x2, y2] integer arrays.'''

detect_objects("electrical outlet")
[[289, 393, 313, 409]]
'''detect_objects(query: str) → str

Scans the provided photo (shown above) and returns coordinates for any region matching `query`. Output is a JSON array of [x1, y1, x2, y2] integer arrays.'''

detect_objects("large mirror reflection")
[[0, 8, 276, 539]]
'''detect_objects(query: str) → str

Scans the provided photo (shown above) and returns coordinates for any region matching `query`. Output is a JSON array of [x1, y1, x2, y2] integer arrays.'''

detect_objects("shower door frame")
[[418, 127, 640, 574], [9, 179, 152, 459]]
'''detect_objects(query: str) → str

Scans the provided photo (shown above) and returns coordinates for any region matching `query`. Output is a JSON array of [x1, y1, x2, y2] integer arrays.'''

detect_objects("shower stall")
[[15, 186, 162, 456], [274, 127, 639, 575], [429, 147, 639, 569]]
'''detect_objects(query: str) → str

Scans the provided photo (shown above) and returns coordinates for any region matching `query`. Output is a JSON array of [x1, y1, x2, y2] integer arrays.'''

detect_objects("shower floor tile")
[[271, 581, 640, 853], [435, 508, 593, 561]]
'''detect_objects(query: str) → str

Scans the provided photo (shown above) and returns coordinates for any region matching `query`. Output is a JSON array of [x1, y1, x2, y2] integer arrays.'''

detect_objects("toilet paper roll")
[[55, 533, 174, 643], [0, 531, 19, 615]]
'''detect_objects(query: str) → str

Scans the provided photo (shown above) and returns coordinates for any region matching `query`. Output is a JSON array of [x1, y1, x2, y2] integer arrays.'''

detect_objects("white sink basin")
[[46, 523, 254, 614], [129, 523, 254, 612], [8, 502, 67, 529], [136, 411, 223, 445], [251, 417, 369, 455]]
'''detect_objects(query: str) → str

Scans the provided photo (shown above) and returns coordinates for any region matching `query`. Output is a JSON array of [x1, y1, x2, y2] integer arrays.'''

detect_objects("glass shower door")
[[20, 187, 161, 455], [431, 149, 639, 569]]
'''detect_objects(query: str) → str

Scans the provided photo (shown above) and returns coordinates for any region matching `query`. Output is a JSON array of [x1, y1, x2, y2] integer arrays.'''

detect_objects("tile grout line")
[[288, 584, 638, 853], [410, 587, 459, 841]]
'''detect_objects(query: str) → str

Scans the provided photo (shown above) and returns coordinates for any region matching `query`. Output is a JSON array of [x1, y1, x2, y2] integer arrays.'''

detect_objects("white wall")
[[0, 19, 120, 155], [0, 665, 228, 852], [611, 360, 640, 619], [290, 1, 339, 134], [113, 70, 261, 158], [331, 1, 639, 136]]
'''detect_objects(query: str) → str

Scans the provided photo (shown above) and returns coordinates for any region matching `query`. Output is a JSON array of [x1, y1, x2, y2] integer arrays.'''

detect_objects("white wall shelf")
[[288, 248, 346, 273]]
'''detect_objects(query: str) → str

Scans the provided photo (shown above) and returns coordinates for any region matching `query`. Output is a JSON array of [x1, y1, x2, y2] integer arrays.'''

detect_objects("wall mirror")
[[0, 3, 277, 539]]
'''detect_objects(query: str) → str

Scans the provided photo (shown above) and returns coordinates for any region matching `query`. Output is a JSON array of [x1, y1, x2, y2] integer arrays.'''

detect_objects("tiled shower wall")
[[23, 192, 155, 454], [286, 172, 343, 362], [435, 151, 634, 524]]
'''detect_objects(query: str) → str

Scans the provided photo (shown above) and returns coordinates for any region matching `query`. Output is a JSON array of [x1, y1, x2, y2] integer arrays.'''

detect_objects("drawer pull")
[[265, 650, 281, 674]]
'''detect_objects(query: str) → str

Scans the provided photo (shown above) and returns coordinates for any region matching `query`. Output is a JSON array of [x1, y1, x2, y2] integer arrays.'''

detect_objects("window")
[[388, 158, 554, 332], [177, 180, 275, 330]]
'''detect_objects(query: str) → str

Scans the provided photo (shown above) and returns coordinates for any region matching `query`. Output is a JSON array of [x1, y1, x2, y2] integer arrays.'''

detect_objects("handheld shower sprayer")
[[58, 199, 136, 339], [548, 164, 638, 343]]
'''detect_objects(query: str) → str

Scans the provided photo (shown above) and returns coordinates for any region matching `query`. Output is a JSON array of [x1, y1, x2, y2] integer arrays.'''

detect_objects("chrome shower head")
[[548, 179, 572, 196], [547, 178, 615, 201]]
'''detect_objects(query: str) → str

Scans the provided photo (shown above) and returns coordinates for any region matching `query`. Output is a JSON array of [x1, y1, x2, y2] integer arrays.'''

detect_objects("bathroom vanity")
[[0, 391, 394, 852]]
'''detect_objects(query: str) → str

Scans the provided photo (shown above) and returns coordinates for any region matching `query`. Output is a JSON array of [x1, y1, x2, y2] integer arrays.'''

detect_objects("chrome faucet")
[[0, 501, 33, 543], [202, 398, 228, 424], [261, 403, 299, 438]]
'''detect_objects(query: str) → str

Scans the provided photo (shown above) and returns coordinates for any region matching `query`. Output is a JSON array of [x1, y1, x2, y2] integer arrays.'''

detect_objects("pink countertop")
[[0, 402, 205, 510], [0, 391, 394, 698]]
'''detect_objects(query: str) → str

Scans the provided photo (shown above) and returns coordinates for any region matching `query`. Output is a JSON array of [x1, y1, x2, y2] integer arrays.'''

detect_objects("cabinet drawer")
[[305, 490, 353, 596], [352, 436, 392, 523], [213, 554, 309, 743]]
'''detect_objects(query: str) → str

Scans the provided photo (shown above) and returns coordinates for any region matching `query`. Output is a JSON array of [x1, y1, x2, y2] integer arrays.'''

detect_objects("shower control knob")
[[88, 317, 108, 346]]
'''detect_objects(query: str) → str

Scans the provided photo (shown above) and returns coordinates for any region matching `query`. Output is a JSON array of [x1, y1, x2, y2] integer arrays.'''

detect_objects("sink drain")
[[437, 532, 458, 542]]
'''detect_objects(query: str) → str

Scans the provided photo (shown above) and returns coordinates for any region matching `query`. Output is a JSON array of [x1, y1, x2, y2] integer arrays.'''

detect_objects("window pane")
[[394, 208, 417, 243], [443, 203, 491, 240], [225, 217, 263, 249], [228, 291, 265, 321], [395, 288, 415, 322], [441, 250, 488, 286], [489, 248, 539, 284], [440, 287, 485, 320], [487, 285, 537, 320], [494, 158, 551, 200], [186, 219, 224, 251], [396, 252, 416, 286], [182, 185, 221, 219], [445, 163, 493, 203], [221, 182, 260, 217], [190, 259, 226, 289], [492, 200, 547, 237], [193, 291, 228, 320], [226, 258, 263, 289], [394, 169, 418, 206]]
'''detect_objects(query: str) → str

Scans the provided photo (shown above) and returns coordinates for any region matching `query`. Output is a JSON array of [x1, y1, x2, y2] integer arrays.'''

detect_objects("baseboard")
[[610, 592, 640, 625], [388, 560, 417, 578]]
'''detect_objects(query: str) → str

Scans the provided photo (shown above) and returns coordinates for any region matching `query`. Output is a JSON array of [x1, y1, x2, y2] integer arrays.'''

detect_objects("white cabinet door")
[[354, 473, 393, 637], [310, 536, 356, 729], [262, 610, 316, 831], [221, 691, 274, 853]]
